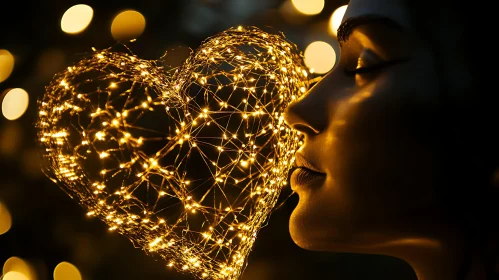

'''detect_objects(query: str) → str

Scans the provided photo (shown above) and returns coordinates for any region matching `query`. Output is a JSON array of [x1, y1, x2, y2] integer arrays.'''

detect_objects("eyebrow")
[[337, 15, 405, 44]]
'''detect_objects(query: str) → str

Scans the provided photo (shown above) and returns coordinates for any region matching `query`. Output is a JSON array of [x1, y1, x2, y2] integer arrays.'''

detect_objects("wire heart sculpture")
[[36, 26, 309, 280]]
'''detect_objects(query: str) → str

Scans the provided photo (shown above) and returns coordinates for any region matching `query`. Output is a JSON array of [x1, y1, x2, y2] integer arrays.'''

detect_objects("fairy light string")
[[37, 26, 309, 280]]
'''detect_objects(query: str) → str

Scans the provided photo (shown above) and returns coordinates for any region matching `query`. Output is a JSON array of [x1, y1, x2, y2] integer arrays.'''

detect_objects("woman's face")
[[285, 0, 446, 252]]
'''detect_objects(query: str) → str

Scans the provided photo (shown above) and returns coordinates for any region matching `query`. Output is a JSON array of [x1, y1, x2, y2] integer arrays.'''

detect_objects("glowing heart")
[[36, 26, 309, 279]]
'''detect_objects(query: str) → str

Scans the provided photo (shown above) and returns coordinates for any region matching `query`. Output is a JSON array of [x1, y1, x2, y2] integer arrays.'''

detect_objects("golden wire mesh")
[[36, 26, 308, 279]]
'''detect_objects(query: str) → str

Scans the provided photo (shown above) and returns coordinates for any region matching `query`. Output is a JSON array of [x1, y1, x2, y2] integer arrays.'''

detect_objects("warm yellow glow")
[[53, 262, 82, 280], [37, 26, 309, 280], [2, 257, 34, 279], [304, 41, 336, 74], [111, 10, 146, 41], [2, 88, 29, 121], [3, 271, 29, 280], [291, 0, 324, 15], [61, 4, 94, 34], [0, 49, 15, 83], [0, 122, 23, 158], [329, 5, 348, 36], [0, 202, 12, 235]]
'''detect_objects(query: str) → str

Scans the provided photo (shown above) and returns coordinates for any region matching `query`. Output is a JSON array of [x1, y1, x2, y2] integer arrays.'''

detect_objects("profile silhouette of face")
[[284, 0, 446, 251]]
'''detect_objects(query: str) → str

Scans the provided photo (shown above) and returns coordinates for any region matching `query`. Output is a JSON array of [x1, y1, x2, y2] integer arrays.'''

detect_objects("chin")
[[289, 208, 323, 251], [288, 191, 354, 252]]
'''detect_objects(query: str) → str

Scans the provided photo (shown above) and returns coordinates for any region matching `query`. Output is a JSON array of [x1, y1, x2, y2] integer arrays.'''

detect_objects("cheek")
[[289, 59, 445, 250], [333, 72, 442, 225]]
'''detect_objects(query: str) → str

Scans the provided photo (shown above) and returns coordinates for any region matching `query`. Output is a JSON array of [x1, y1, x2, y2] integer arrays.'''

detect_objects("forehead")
[[342, 0, 411, 28]]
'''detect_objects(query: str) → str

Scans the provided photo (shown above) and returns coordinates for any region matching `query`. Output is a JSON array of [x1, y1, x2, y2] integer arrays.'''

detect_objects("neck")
[[355, 226, 488, 280], [388, 232, 487, 280], [402, 237, 466, 280]]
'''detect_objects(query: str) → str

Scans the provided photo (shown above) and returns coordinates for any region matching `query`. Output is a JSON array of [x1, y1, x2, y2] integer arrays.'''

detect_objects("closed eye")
[[344, 58, 410, 76]]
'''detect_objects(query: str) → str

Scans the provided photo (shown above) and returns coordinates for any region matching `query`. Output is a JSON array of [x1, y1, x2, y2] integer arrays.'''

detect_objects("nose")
[[284, 75, 332, 136]]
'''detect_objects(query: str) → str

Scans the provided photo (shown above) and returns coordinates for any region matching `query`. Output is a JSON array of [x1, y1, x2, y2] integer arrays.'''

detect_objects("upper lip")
[[292, 153, 326, 174]]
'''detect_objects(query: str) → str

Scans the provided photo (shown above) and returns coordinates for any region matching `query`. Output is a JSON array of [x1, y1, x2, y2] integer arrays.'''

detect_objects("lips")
[[289, 167, 326, 191], [292, 153, 324, 173], [289, 153, 326, 191]]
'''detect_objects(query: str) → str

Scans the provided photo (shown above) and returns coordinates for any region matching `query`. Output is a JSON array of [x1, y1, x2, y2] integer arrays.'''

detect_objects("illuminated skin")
[[285, 0, 486, 279]]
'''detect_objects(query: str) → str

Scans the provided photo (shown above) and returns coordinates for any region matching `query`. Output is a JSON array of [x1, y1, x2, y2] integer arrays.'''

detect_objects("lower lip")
[[290, 167, 326, 191]]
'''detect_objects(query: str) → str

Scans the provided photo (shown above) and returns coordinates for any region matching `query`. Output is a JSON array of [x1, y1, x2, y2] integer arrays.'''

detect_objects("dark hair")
[[407, 0, 496, 278]]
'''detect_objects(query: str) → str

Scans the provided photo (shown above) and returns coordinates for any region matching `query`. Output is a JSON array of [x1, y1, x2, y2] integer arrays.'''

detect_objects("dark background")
[[0, 1, 417, 279]]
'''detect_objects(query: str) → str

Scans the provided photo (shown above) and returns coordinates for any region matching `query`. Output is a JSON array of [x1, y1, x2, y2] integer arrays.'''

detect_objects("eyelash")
[[344, 58, 409, 76]]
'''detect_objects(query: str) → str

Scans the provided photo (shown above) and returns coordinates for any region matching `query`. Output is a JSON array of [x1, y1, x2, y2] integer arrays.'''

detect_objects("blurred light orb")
[[2, 257, 34, 279], [0, 202, 12, 235], [3, 271, 30, 280], [53, 262, 82, 280], [291, 0, 324, 15], [111, 10, 146, 41], [2, 88, 29, 121], [61, 4, 94, 34], [304, 41, 336, 74], [329, 5, 348, 36], [0, 49, 15, 83]]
